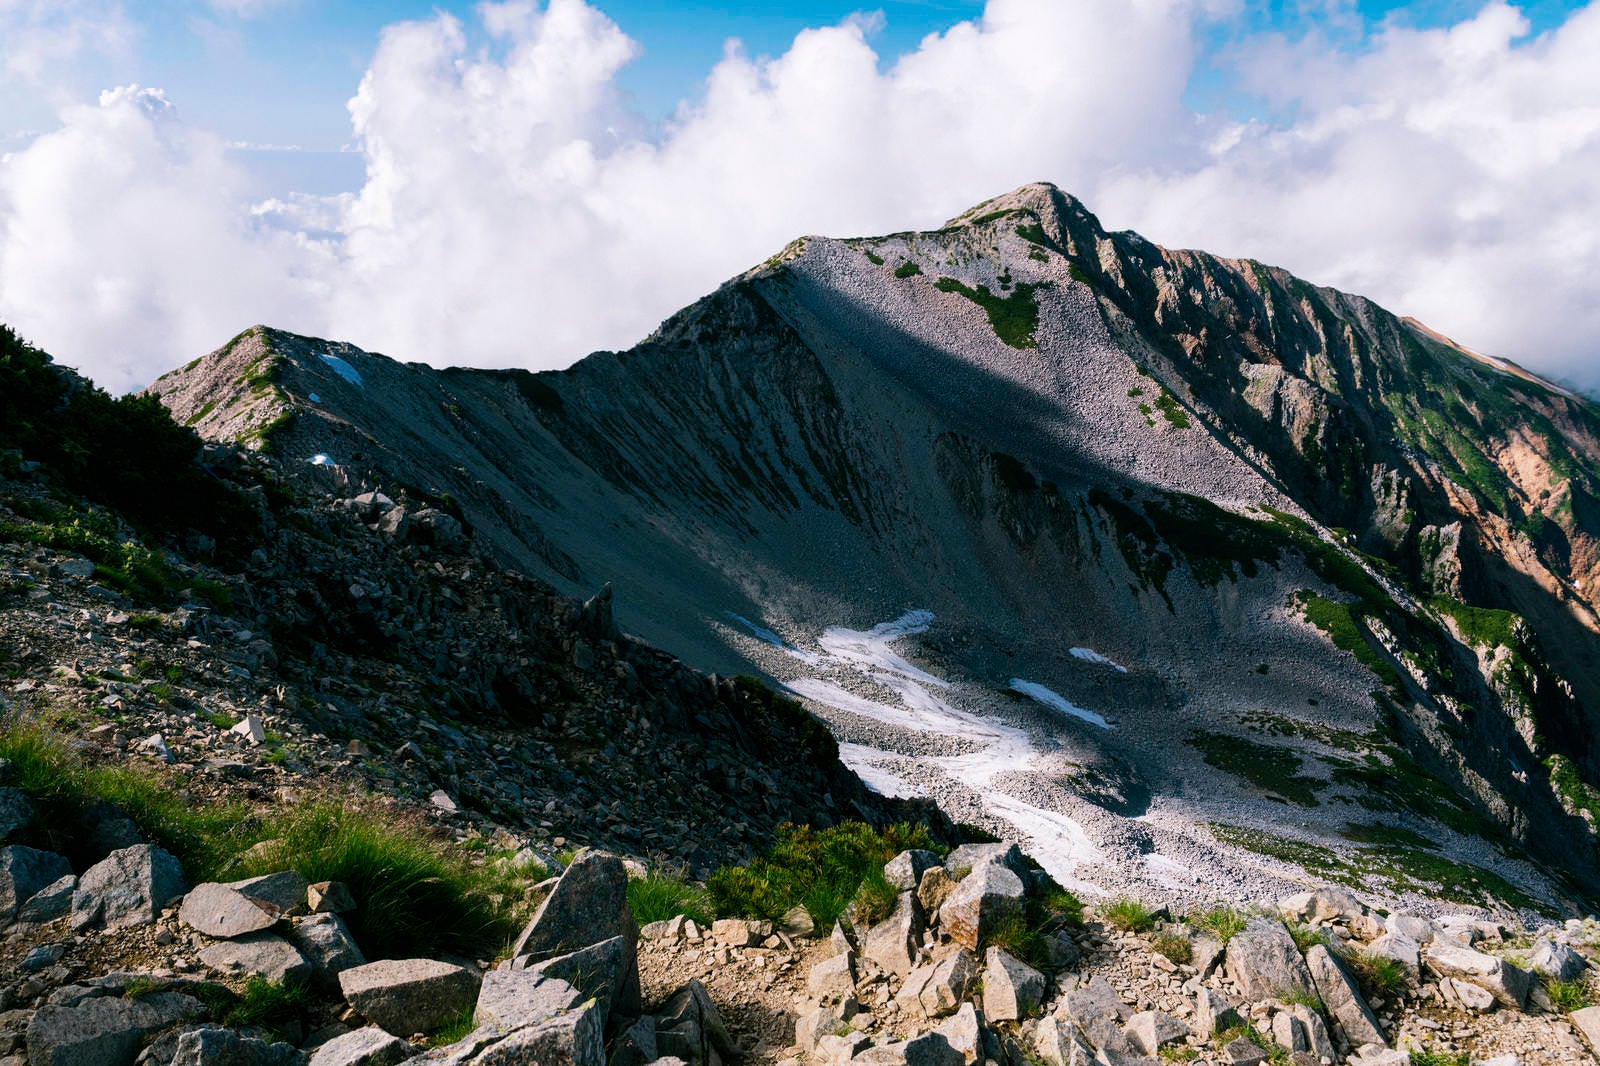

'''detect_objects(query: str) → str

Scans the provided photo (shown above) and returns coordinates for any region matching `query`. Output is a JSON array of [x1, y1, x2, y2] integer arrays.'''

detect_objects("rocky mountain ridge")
[[149, 183, 1600, 913]]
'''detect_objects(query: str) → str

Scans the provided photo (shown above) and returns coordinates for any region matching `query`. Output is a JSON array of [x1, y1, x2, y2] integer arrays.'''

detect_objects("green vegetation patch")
[[1190, 905, 1249, 943], [1015, 222, 1049, 246], [864, 250, 885, 266], [0, 716, 526, 958], [894, 261, 923, 279], [1188, 731, 1325, 807], [933, 276, 1046, 349], [1208, 823, 1347, 878], [628, 870, 714, 926], [707, 820, 936, 930], [1103, 897, 1157, 933], [1153, 387, 1191, 428], [1431, 597, 1520, 650], [1292, 590, 1402, 689], [1545, 754, 1600, 825]]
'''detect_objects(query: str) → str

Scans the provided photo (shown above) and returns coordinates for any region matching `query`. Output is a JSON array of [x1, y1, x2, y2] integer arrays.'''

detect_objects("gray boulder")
[[935, 1002, 986, 1066], [308, 1027, 413, 1066], [1193, 988, 1241, 1035], [1530, 939, 1586, 982], [884, 851, 942, 892], [0, 787, 34, 841], [27, 989, 204, 1066], [72, 844, 187, 932], [809, 950, 856, 999], [0, 845, 72, 921], [340, 959, 481, 1036], [981, 947, 1044, 1022], [1305, 944, 1385, 1048], [898, 948, 977, 1019], [863, 892, 923, 976], [943, 844, 1025, 879], [289, 914, 366, 984], [200, 933, 312, 985], [506, 850, 637, 1014], [519, 934, 639, 1023], [230, 872, 309, 917], [1571, 1005, 1600, 1053], [1224, 920, 1315, 1001], [180, 882, 280, 939], [938, 862, 1024, 951], [1423, 942, 1532, 1009], [1125, 1011, 1188, 1056], [474, 971, 582, 1030], [655, 979, 734, 1066], [18, 873, 78, 923], [1033, 1015, 1093, 1066], [1060, 975, 1131, 1031], [169, 1028, 304, 1065], [401, 999, 602, 1066]]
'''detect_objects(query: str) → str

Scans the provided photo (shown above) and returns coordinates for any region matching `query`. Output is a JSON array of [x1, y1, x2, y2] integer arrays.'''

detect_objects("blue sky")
[[1, 1, 1597, 392]]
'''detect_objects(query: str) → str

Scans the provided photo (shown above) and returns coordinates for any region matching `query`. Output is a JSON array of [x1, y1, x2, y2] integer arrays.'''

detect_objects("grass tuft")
[[628, 870, 713, 927], [1340, 947, 1408, 1003], [1191, 905, 1249, 943], [1545, 977, 1590, 1012], [1151, 931, 1193, 964], [225, 978, 310, 1042], [1104, 897, 1156, 933], [707, 821, 935, 930]]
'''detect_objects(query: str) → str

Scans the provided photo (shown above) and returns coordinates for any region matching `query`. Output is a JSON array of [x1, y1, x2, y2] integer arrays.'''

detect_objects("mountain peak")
[[942, 181, 1105, 244]]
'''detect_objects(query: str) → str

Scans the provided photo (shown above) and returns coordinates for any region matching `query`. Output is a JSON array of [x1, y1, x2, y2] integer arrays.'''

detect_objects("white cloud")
[[0, 0, 133, 87], [0, 0, 1598, 395]]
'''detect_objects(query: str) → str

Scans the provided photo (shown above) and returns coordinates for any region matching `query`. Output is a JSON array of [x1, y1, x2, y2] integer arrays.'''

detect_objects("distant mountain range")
[[151, 182, 1600, 912]]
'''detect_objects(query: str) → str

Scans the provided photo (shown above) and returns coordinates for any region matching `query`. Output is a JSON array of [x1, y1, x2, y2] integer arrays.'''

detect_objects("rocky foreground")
[[0, 822, 1598, 1066]]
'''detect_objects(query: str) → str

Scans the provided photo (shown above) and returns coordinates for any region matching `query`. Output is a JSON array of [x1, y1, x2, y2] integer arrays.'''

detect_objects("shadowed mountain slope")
[[152, 183, 1600, 911]]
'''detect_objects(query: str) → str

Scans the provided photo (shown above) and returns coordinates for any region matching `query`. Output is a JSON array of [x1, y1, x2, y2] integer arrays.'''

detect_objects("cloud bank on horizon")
[[0, 0, 1598, 395]]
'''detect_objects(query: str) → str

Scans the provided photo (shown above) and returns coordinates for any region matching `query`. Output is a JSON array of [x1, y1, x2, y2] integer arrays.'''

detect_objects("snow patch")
[[320, 353, 363, 387], [726, 613, 822, 665], [1069, 647, 1127, 672], [1009, 679, 1111, 730], [307, 453, 334, 466], [839, 743, 924, 799], [307, 393, 320, 404], [817, 609, 946, 686]]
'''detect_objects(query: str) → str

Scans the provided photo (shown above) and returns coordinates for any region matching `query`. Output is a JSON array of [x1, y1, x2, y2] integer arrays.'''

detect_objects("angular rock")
[[1037, 930, 1080, 970], [919, 949, 977, 1018], [1220, 1037, 1267, 1066], [230, 872, 309, 917], [815, 1033, 872, 1066], [72, 844, 187, 932], [309, 882, 357, 915], [1290, 1004, 1333, 1062], [810, 951, 857, 1000], [901, 1032, 964, 1066], [339, 959, 480, 1035], [509, 850, 634, 964], [0, 846, 72, 922], [1060, 975, 1131, 1031], [656, 979, 734, 1063], [1278, 888, 1366, 927], [711, 919, 767, 947], [412, 997, 602, 1066], [781, 905, 817, 938], [884, 851, 942, 892], [180, 882, 280, 938], [611, 1015, 657, 1066], [200, 933, 313, 986], [1368, 931, 1420, 980], [308, 1027, 413, 1066], [1192, 988, 1241, 1036], [1305, 944, 1385, 1049], [169, 1028, 303, 1065], [0, 788, 35, 842], [981, 947, 1044, 1022], [1530, 939, 1586, 982], [474, 970, 582, 1030], [17, 872, 77, 924], [796, 1004, 847, 1055], [521, 934, 639, 1023], [1423, 942, 1532, 1009], [916, 868, 957, 917], [1270, 1011, 1307, 1055], [289, 914, 366, 984], [1033, 1015, 1093, 1066], [1224, 920, 1315, 1001], [1446, 976, 1496, 1012], [1125, 1011, 1188, 1056], [1571, 1005, 1600, 1052], [936, 1002, 985, 1066], [863, 893, 922, 977], [938, 862, 1023, 951], [27, 990, 204, 1066], [943, 844, 1024, 879]]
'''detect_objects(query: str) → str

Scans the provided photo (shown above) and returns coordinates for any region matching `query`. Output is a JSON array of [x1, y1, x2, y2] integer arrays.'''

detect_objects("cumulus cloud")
[[0, 0, 1597, 394]]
